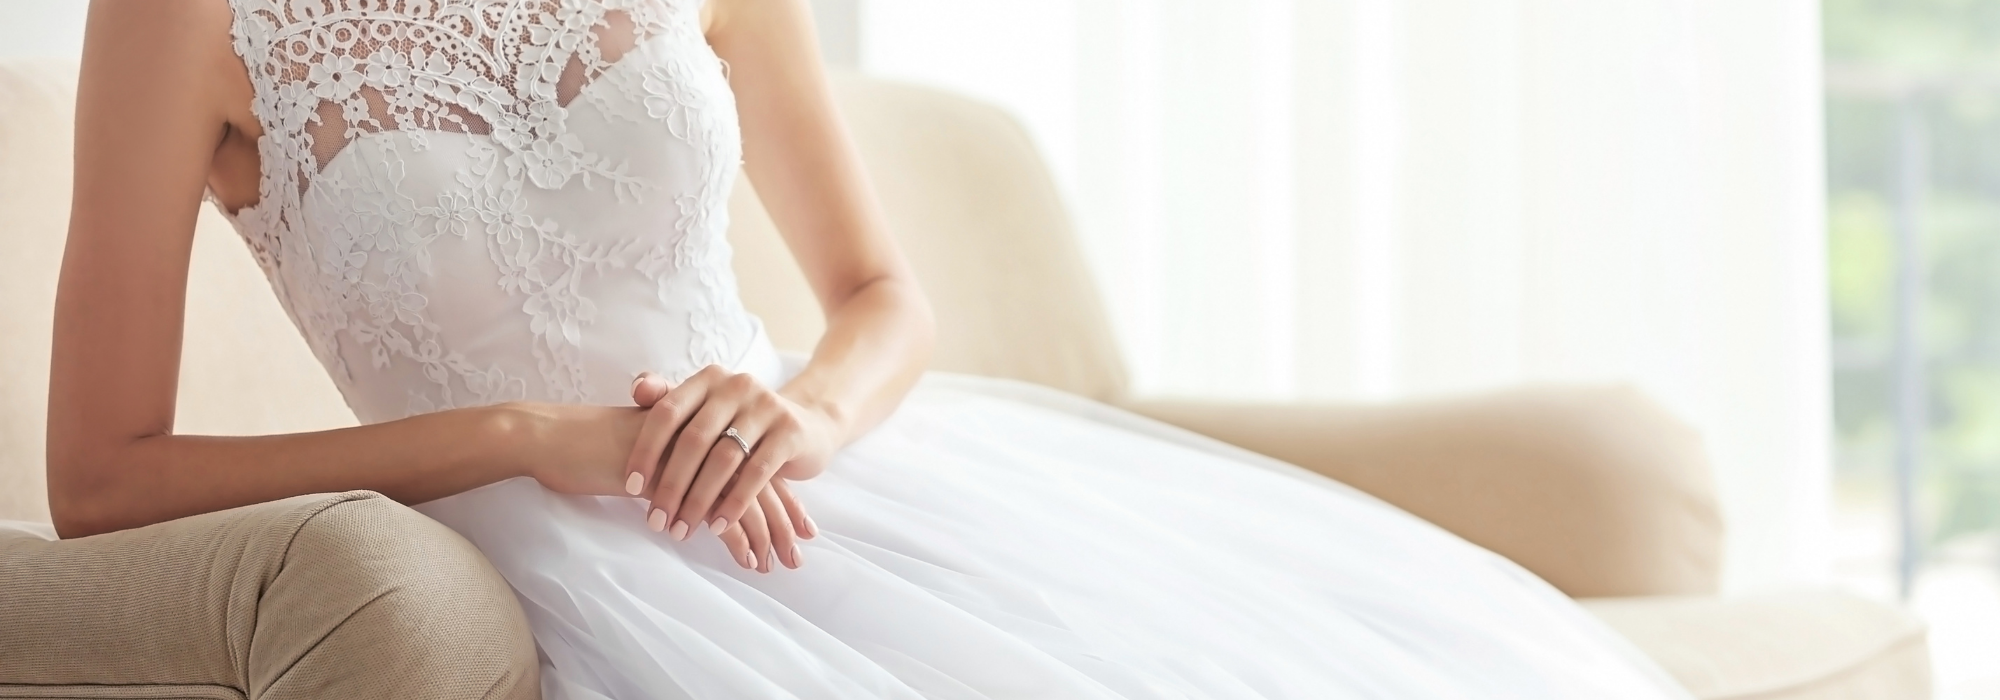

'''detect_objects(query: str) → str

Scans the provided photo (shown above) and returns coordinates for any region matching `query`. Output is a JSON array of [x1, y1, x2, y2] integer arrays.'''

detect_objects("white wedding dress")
[[214, 1, 1692, 698]]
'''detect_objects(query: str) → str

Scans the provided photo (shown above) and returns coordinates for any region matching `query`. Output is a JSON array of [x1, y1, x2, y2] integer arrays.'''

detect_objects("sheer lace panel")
[[233, 0, 664, 192], [220, 0, 753, 414]]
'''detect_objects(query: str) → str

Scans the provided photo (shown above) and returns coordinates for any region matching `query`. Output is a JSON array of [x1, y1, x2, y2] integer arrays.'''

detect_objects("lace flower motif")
[[308, 56, 365, 100], [218, 0, 750, 416], [525, 135, 586, 189]]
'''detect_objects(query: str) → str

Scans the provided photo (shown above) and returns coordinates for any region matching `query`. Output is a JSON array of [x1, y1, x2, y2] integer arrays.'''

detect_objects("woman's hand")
[[505, 386, 815, 572], [508, 380, 820, 572], [624, 367, 832, 546], [507, 402, 651, 498], [718, 479, 812, 571]]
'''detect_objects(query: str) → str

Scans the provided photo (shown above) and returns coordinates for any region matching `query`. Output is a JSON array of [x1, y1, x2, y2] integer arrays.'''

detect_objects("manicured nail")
[[624, 472, 644, 496], [647, 509, 667, 532], [803, 515, 818, 538], [789, 545, 802, 568], [711, 517, 728, 535], [741, 550, 756, 569], [669, 520, 689, 540]]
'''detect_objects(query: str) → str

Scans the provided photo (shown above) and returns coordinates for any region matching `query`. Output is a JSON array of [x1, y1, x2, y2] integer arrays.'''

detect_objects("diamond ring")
[[723, 427, 752, 456]]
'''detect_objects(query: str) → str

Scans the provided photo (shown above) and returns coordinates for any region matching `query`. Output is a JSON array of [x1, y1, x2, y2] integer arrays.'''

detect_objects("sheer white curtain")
[[853, 0, 1828, 594]]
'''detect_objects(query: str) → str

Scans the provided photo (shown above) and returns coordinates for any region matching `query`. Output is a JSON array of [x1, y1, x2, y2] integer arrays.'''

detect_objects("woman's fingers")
[[710, 425, 794, 534], [623, 371, 673, 500], [771, 479, 816, 540], [654, 388, 745, 537], [630, 371, 671, 407], [718, 509, 757, 570], [740, 494, 773, 573], [626, 367, 810, 552], [759, 485, 801, 569], [625, 369, 711, 498], [676, 414, 762, 538], [713, 489, 794, 572]]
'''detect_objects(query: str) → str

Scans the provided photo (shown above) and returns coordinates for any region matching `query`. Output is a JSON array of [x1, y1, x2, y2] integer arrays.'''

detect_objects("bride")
[[49, 0, 1691, 697]]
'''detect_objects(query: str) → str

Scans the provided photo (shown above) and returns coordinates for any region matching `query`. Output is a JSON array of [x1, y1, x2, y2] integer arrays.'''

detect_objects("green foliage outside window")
[[1827, 0, 2000, 545]]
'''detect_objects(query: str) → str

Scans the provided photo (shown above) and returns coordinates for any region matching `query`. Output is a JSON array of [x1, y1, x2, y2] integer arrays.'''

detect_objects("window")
[[1826, 1, 2000, 694]]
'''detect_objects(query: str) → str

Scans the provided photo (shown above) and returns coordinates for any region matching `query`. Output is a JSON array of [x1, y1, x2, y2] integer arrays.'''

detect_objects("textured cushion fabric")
[[0, 59, 355, 524], [730, 73, 1130, 402], [1121, 385, 1724, 599], [0, 491, 537, 699], [1584, 592, 1931, 700]]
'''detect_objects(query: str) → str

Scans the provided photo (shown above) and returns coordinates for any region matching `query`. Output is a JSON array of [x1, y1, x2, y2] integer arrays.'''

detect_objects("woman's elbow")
[[44, 450, 122, 539], [894, 276, 937, 357], [48, 485, 113, 539]]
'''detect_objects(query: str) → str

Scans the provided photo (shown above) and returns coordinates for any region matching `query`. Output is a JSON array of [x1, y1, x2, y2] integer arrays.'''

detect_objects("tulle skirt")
[[416, 373, 1690, 699]]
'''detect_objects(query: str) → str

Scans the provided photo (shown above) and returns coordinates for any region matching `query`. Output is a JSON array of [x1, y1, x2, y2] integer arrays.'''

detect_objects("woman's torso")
[[211, 0, 777, 424]]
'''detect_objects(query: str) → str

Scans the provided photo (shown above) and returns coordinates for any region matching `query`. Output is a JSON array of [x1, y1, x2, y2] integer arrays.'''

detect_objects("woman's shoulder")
[[78, 0, 241, 102], [84, 0, 236, 50]]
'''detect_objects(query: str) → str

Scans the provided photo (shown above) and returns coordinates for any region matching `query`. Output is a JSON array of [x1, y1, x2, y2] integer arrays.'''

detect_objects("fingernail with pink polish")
[[803, 515, 818, 538], [624, 472, 644, 496], [742, 550, 756, 569], [670, 520, 689, 541], [647, 509, 667, 532], [789, 545, 802, 568], [711, 517, 728, 535]]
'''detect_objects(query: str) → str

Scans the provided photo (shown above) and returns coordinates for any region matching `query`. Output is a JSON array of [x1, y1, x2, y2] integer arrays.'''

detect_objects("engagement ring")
[[723, 427, 751, 456]]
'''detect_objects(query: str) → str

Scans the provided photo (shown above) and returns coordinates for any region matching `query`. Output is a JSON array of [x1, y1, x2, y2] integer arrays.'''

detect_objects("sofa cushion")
[[1124, 386, 1722, 598], [1584, 592, 1930, 700], [0, 491, 536, 699]]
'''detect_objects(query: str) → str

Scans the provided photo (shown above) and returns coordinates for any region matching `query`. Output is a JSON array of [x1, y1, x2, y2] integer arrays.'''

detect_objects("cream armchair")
[[0, 59, 1929, 699]]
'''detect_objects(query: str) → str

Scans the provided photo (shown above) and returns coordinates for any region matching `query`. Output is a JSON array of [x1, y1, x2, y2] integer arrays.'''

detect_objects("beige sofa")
[[0, 59, 1930, 699]]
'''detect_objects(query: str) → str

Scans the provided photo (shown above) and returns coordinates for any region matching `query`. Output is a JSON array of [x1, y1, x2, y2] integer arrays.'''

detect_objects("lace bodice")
[[217, 0, 777, 424]]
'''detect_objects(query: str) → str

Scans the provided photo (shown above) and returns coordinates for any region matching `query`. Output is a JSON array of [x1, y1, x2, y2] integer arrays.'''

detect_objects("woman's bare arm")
[[611, 0, 933, 548], [47, 0, 923, 543], [45, 0, 635, 539], [710, 0, 934, 450]]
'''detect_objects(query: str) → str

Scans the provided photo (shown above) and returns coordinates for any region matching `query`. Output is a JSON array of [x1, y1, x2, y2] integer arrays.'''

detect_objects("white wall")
[[0, 1, 86, 60], [810, 0, 860, 67]]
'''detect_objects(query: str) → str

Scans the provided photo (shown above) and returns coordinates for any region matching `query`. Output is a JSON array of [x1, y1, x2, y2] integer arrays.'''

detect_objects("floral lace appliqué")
[[218, 0, 756, 420]]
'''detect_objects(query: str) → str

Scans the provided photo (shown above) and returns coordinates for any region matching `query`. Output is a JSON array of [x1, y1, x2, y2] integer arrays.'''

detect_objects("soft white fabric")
[[0, 520, 54, 541], [216, 0, 1692, 696]]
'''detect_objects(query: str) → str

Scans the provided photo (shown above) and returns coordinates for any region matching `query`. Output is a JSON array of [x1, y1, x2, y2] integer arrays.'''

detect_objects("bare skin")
[[46, 0, 934, 575]]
